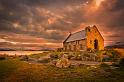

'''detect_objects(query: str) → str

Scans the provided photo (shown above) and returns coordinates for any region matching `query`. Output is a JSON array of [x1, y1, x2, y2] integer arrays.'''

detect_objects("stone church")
[[63, 25, 104, 51]]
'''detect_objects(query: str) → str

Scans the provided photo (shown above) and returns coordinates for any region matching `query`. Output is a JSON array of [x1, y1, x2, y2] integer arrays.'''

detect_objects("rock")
[[49, 60, 57, 66], [20, 55, 29, 61], [37, 56, 51, 63], [56, 54, 70, 68], [49, 53, 58, 59], [37, 58, 50, 63]]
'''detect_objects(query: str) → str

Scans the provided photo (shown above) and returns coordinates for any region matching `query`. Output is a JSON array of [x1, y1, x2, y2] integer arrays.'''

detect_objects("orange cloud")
[[95, 0, 105, 7]]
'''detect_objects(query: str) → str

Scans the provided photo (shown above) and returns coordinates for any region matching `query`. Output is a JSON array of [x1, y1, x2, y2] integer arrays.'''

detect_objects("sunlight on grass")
[[0, 58, 124, 82], [0, 59, 23, 80]]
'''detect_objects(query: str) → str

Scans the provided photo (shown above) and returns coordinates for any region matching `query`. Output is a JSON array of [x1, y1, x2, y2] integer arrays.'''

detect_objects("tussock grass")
[[0, 59, 24, 80], [29, 52, 48, 59], [0, 59, 124, 82]]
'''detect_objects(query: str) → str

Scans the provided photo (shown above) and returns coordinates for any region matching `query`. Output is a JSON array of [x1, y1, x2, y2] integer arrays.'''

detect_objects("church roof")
[[64, 30, 86, 42]]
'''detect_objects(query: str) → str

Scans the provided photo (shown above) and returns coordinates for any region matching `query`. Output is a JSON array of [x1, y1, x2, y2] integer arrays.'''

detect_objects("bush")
[[98, 49, 121, 62], [75, 54, 82, 60], [0, 56, 6, 60], [100, 63, 110, 71], [100, 63, 108, 67], [111, 62, 120, 67], [110, 50, 120, 62], [68, 55, 74, 60], [67, 52, 74, 59], [119, 58, 124, 69], [49, 51, 63, 59], [68, 52, 82, 60]]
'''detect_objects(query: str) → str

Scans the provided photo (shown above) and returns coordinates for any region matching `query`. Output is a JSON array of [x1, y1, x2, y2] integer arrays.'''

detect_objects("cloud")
[[0, 0, 124, 49]]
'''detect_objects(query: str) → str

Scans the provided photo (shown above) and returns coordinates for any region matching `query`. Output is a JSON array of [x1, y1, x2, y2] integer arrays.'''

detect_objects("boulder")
[[37, 56, 51, 63], [49, 60, 57, 66], [20, 55, 29, 61], [56, 54, 70, 68]]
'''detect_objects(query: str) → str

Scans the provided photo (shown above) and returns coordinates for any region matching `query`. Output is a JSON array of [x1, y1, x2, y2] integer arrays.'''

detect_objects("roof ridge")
[[64, 29, 86, 42], [72, 29, 85, 35]]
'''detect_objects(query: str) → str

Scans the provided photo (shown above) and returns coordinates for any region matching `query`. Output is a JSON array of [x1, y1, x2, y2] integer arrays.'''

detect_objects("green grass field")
[[0, 59, 124, 82]]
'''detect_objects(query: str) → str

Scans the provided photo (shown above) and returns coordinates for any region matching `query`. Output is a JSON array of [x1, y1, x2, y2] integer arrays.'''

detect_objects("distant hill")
[[0, 47, 54, 51], [0, 48, 16, 51], [106, 44, 124, 49]]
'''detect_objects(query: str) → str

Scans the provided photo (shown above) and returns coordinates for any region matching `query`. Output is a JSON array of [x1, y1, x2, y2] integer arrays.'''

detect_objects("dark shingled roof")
[[65, 30, 86, 42]]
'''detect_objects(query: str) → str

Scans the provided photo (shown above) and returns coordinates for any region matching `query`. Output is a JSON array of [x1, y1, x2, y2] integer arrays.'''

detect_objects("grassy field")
[[114, 48, 124, 57], [0, 59, 124, 82]]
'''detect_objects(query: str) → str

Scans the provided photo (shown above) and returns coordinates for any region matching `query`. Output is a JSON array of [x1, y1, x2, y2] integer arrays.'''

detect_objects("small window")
[[80, 44, 83, 50]]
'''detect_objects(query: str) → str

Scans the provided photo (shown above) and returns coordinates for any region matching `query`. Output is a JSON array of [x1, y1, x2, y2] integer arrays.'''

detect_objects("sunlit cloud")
[[0, 39, 6, 42], [13, 23, 20, 28], [95, 0, 105, 7], [0, 0, 123, 49], [48, 18, 57, 24]]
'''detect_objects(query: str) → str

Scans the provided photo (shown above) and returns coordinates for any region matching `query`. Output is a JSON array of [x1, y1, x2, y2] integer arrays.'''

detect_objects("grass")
[[0, 59, 23, 81], [114, 48, 124, 57], [0, 59, 124, 82], [29, 52, 48, 59]]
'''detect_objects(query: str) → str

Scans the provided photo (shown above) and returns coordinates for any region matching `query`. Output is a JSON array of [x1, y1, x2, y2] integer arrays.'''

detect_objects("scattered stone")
[[56, 54, 70, 68], [37, 56, 51, 64], [20, 55, 29, 61], [49, 60, 57, 66], [49, 53, 58, 59]]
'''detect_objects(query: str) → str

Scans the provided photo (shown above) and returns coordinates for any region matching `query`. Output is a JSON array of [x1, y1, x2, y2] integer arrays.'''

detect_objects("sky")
[[0, 0, 124, 50]]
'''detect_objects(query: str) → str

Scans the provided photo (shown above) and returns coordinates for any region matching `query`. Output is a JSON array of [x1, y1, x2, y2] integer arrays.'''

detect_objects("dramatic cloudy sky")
[[0, 0, 124, 49]]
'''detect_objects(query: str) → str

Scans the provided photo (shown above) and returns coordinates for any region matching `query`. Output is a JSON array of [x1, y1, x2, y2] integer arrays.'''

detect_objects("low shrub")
[[111, 62, 120, 67], [0, 56, 6, 60], [100, 63, 110, 71], [75, 54, 82, 60], [100, 63, 109, 67], [68, 54, 74, 59], [49, 51, 63, 59], [97, 49, 121, 62], [110, 50, 120, 62], [119, 58, 124, 69]]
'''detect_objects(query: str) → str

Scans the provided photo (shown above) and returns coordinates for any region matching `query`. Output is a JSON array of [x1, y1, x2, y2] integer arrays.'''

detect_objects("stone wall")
[[63, 39, 86, 51], [85, 26, 104, 50]]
